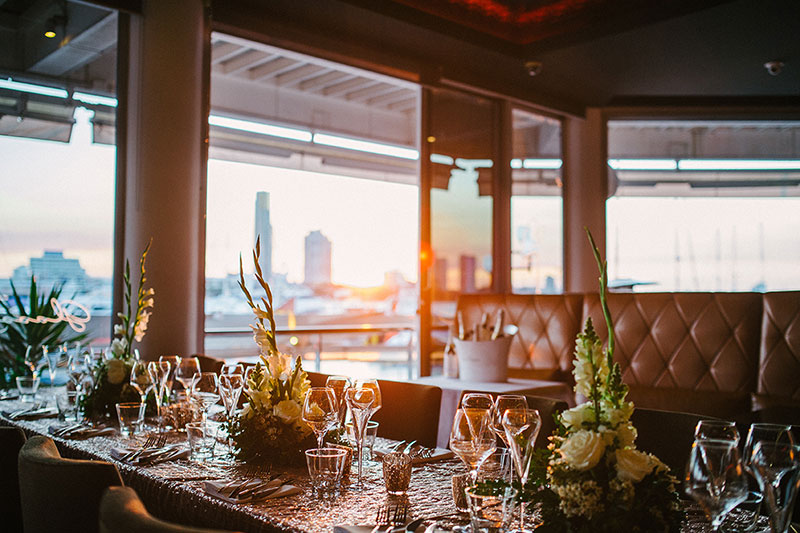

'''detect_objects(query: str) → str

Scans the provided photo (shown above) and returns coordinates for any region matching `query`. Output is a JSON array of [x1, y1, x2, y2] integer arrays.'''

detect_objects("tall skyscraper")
[[254, 192, 273, 280], [304, 230, 332, 285]]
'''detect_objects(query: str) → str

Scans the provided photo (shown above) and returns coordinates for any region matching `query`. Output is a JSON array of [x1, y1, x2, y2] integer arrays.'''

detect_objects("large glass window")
[[0, 1, 118, 344], [205, 33, 420, 379], [607, 120, 800, 291], [510, 108, 563, 293]]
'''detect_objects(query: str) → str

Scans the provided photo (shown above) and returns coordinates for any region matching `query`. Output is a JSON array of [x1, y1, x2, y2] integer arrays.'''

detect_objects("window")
[[0, 1, 119, 343], [205, 33, 420, 379], [510, 108, 563, 293], [606, 120, 800, 291]]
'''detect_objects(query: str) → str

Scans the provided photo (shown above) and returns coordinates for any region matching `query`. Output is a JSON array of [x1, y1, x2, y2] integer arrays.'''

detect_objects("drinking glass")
[[305, 447, 348, 499], [16, 376, 40, 402], [302, 387, 338, 450], [175, 357, 201, 397], [749, 441, 800, 533], [462, 392, 495, 411], [465, 485, 518, 533], [147, 360, 171, 430], [696, 420, 740, 444], [218, 367, 244, 456], [56, 390, 79, 422], [158, 355, 181, 403], [345, 385, 380, 489], [325, 375, 351, 431], [187, 421, 217, 459], [684, 439, 748, 531], [24, 345, 44, 376], [67, 351, 89, 387], [192, 372, 220, 430], [346, 420, 379, 460], [451, 408, 497, 485], [43, 344, 66, 390], [116, 402, 144, 437], [502, 408, 542, 533], [493, 395, 527, 446], [129, 359, 150, 404], [382, 451, 413, 495]]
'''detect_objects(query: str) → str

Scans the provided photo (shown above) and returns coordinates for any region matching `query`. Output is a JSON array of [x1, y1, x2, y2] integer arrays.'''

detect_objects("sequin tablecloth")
[[1, 391, 466, 533]]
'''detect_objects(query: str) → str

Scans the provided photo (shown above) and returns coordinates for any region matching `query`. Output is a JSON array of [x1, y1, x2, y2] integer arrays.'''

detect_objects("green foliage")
[[0, 277, 88, 387]]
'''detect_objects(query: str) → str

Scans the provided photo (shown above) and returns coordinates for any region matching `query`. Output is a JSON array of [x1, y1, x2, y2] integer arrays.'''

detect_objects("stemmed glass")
[[302, 387, 339, 449], [462, 392, 495, 411], [192, 372, 220, 431], [684, 439, 748, 531], [450, 408, 497, 484], [502, 408, 542, 533], [325, 375, 351, 433], [695, 420, 740, 444], [175, 357, 201, 398], [218, 365, 244, 457], [492, 395, 527, 446], [147, 360, 171, 431], [749, 441, 800, 533], [43, 344, 66, 391], [129, 358, 150, 404], [24, 345, 44, 376], [345, 383, 381, 489], [158, 355, 181, 403]]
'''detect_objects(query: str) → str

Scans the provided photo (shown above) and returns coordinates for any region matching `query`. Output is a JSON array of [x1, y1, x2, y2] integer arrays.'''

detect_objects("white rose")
[[560, 403, 595, 429], [106, 358, 128, 385], [273, 399, 301, 423], [615, 448, 654, 482], [559, 429, 606, 471]]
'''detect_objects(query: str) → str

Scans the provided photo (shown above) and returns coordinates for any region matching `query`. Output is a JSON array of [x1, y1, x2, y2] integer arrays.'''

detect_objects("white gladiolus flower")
[[111, 337, 128, 356], [113, 324, 126, 336]]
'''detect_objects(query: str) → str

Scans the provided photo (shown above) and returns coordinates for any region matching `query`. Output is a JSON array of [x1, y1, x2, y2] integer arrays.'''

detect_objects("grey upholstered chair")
[[18, 435, 123, 533], [99, 486, 239, 533], [523, 394, 569, 448], [1, 426, 26, 533]]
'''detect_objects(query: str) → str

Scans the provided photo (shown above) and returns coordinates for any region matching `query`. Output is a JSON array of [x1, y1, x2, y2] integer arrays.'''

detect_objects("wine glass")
[[345, 385, 380, 489], [158, 355, 181, 403], [354, 378, 382, 414], [218, 365, 244, 457], [749, 441, 800, 533], [450, 408, 498, 484], [24, 345, 44, 376], [147, 360, 171, 431], [695, 420, 740, 444], [175, 357, 201, 398], [684, 439, 748, 531], [502, 408, 542, 533], [192, 372, 220, 430], [302, 387, 339, 449], [325, 375, 351, 431], [43, 344, 66, 391], [462, 392, 495, 410], [129, 358, 150, 404], [493, 395, 527, 445]]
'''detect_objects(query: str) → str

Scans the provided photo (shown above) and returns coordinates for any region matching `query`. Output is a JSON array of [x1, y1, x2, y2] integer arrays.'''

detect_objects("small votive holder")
[[186, 422, 216, 458], [452, 473, 471, 513], [306, 447, 348, 499], [57, 391, 80, 422], [116, 402, 144, 437], [161, 400, 199, 430], [465, 485, 518, 533], [382, 451, 413, 495], [16, 376, 40, 402]]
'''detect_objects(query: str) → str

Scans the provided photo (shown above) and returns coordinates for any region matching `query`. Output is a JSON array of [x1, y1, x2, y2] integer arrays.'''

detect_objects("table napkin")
[[0, 390, 19, 400], [373, 447, 454, 464], [3, 407, 59, 420], [110, 444, 191, 465], [48, 424, 116, 440], [204, 478, 301, 504]]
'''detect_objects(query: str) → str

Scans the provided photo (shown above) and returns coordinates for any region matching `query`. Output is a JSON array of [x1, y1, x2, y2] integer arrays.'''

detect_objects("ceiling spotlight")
[[524, 60, 543, 77], [44, 15, 66, 39], [764, 61, 784, 76]]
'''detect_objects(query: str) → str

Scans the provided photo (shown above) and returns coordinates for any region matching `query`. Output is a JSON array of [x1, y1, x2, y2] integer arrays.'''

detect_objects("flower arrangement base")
[[454, 336, 513, 382]]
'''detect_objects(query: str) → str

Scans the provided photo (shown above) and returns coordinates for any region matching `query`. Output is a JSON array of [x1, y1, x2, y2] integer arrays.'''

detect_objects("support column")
[[563, 107, 608, 293], [120, 0, 207, 359]]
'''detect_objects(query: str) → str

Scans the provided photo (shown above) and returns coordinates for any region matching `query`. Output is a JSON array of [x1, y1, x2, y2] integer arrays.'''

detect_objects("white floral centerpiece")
[[530, 230, 684, 533], [227, 238, 314, 465], [84, 241, 154, 417]]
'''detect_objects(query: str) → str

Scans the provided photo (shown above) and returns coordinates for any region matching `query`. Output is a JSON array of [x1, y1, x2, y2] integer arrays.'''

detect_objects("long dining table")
[[1, 387, 466, 533]]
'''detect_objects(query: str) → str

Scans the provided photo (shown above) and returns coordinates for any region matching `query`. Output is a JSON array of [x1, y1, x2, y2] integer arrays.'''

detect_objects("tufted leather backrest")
[[456, 294, 583, 380], [582, 292, 762, 394], [758, 292, 800, 401]]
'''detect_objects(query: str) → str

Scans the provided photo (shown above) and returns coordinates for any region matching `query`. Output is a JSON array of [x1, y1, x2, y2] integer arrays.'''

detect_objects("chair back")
[[99, 486, 238, 533], [18, 435, 123, 533], [523, 395, 568, 448], [1, 426, 26, 533], [372, 379, 442, 448], [630, 407, 708, 474], [192, 354, 225, 374]]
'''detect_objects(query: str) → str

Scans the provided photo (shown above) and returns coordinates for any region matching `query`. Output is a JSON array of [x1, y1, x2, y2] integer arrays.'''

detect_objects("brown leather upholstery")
[[372, 379, 442, 448], [18, 435, 123, 533], [456, 294, 583, 380], [758, 292, 800, 401], [100, 486, 238, 533], [1, 426, 25, 533]]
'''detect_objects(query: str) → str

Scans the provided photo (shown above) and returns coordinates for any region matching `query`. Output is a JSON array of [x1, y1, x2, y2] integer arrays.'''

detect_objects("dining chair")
[[630, 407, 708, 474], [99, 486, 239, 533], [373, 379, 442, 448], [523, 394, 569, 448], [306, 370, 330, 388], [18, 435, 123, 533], [1, 426, 26, 533]]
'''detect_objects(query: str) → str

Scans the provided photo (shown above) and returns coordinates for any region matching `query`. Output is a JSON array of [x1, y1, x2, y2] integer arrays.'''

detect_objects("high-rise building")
[[12, 251, 88, 294], [460, 254, 476, 293], [254, 192, 273, 280], [304, 230, 332, 285]]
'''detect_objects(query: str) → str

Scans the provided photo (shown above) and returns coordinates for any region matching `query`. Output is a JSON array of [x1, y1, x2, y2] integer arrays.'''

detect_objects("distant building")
[[460, 255, 476, 293], [304, 230, 332, 285], [254, 192, 273, 280], [11, 250, 87, 294]]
